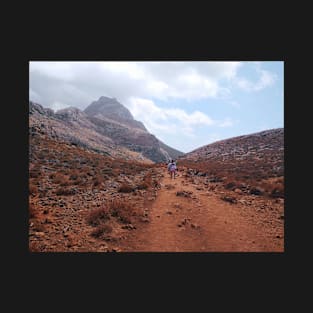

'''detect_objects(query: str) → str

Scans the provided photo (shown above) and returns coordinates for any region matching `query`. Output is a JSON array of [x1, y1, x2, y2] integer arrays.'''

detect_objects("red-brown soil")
[[29, 137, 284, 253], [119, 167, 284, 252]]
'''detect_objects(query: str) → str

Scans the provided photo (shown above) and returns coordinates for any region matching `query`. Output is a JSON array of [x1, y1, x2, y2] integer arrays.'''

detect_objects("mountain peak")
[[84, 96, 134, 121], [83, 96, 149, 132], [98, 96, 118, 103]]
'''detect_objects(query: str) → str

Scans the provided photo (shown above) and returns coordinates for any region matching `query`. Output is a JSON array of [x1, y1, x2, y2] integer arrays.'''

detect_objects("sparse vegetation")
[[179, 158, 284, 199], [55, 187, 76, 196], [29, 203, 37, 218], [91, 224, 113, 238], [86, 199, 138, 240], [29, 183, 38, 195], [87, 207, 111, 226], [110, 199, 136, 224]]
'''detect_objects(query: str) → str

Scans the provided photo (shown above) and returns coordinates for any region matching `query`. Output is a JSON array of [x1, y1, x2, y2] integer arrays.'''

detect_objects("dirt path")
[[120, 168, 284, 252]]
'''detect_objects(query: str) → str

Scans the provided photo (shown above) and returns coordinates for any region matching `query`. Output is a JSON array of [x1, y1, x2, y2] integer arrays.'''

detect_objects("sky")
[[29, 61, 284, 153]]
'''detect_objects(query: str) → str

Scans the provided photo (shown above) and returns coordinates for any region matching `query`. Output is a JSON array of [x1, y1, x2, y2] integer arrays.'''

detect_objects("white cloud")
[[30, 61, 245, 109], [126, 97, 234, 145], [100, 62, 145, 80], [30, 62, 74, 81], [165, 108, 214, 126], [235, 64, 277, 92]]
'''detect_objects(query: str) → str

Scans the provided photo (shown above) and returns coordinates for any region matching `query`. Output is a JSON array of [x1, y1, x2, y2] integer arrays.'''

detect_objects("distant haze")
[[29, 61, 284, 153]]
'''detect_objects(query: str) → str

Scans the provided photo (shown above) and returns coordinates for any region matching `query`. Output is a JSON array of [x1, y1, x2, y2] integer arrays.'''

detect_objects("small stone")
[[34, 232, 45, 237], [191, 223, 199, 229], [111, 248, 121, 252]]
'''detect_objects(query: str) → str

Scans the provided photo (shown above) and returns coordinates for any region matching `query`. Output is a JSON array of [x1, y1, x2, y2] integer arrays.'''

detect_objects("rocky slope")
[[29, 123, 284, 252], [179, 128, 284, 198], [29, 97, 184, 162], [29, 132, 162, 252], [183, 128, 283, 164]]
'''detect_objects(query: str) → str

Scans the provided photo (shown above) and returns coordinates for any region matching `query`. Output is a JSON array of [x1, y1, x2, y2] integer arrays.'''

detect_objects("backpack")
[[170, 163, 176, 171]]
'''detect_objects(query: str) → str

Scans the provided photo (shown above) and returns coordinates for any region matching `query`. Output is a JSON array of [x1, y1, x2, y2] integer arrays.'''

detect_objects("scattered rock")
[[249, 187, 264, 196], [221, 195, 237, 204], [34, 232, 45, 237], [190, 223, 200, 229], [176, 190, 193, 197], [234, 188, 243, 194], [122, 224, 136, 230], [165, 184, 175, 190]]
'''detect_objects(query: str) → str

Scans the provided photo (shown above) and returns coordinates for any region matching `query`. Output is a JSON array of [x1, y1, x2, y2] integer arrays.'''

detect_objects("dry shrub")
[[86, 207, 110, 226], [224, 181, 236, 190], [60, 178, 71, 187], [73, 178, 83, 185], [249, 186, 264, 196], [69, 170, 79, 180], [29, 183, 38, 195], [110, 199, 136, 224], [55, 187, 76, 196], [29, 241, 45, 252], [52, 173, 67, 185], [93, 176, 104, 187], [143, 172, 152, 187], [29, 169, 41, 179], [270, 186, 284, 198], [256, 177, 284, 198], [118, 183, 134, 193], [31, 221, 46, 232], [137, 182, 149, 190], [29, 203, 37, 218], [91, 224, 113, 238]]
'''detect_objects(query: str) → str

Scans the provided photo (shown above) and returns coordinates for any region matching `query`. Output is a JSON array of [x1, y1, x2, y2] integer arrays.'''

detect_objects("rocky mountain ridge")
[[29, 96, 184, 162]]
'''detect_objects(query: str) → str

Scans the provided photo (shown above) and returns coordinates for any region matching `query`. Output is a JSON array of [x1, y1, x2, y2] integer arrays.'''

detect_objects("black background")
[[3, 2, 304, 310]]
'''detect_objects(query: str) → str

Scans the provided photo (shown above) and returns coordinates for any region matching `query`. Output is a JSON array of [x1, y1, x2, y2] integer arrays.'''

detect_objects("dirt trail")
[[120, 168, 284, 252]]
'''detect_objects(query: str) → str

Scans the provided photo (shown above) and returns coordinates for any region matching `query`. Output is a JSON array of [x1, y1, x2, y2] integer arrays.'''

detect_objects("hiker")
[[168, 159, 177, 179], [167, 159, 173, 175]]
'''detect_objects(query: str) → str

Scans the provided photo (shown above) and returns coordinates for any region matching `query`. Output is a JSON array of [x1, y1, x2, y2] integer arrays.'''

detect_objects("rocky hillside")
[[29, 129, 163, 252], [179, 128, 284, 198], [29, 97, 184, 162], [182, 128, 283, 168]]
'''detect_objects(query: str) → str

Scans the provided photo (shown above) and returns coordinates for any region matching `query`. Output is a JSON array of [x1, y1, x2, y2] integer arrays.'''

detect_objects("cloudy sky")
[[29, 61, 284, 153]]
